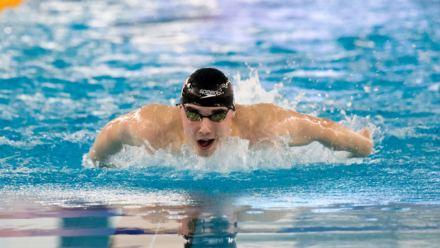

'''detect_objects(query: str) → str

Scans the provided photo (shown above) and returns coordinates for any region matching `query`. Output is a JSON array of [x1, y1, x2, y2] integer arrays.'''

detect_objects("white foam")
[[0, 137, 45, 149], [285, 70, 346, 78], [233, 70, 284, 105], [0, 186, 186, 207], [233, 69, 305, 110], [387, 127, 439, 140], [83, 135, 363, 174], [63, 130, 96, 144], [428, 82, 440, 91]]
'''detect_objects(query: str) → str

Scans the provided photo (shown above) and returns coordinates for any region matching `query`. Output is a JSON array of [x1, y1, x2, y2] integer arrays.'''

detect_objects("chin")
[[196, 149, 215, 157]]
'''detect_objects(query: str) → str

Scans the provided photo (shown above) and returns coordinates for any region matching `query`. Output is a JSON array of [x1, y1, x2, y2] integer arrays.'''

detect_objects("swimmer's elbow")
[[88, 149, 98, 168], [360, 140, 374, 157], [89, 123, 126, 167], [348, 140, 373, 158], [89, 143, 121, 168]]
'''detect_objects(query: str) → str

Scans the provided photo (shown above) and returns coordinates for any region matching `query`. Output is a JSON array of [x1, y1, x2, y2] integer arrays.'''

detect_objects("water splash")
[[94, 135, 367, 174], [234, 69, 305, 110]]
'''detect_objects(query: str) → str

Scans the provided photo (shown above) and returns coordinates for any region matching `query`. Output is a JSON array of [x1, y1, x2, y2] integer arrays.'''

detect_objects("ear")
[[229, 110, 236, 119]]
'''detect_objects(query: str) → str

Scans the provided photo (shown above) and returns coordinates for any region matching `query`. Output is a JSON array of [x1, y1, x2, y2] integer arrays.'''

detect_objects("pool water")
[[1, 0, 440, 247]]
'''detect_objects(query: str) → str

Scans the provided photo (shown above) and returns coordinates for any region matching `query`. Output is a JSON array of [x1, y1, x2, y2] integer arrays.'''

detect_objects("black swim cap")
[[180, 68, 235, 111]]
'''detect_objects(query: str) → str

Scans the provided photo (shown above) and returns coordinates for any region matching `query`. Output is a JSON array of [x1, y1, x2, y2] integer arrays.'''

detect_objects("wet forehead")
[[184, 104, 228, 114]]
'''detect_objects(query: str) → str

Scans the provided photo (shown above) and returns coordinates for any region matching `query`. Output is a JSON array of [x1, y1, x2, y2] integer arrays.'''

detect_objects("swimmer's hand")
[[347, 127, 373, 158], [89, 113, 134, 168], [359, 127, 372, 140]]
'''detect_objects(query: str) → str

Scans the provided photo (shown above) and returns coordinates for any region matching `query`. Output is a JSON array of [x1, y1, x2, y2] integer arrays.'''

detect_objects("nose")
[[199, 117, 212, 136]]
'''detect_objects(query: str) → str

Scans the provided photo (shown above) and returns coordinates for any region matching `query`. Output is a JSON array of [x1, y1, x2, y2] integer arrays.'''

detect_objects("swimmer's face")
[[180, 104, 235, 157]]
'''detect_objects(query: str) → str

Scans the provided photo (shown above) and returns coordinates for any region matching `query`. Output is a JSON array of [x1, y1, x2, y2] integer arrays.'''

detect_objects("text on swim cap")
[[199, 89, 224, 98]]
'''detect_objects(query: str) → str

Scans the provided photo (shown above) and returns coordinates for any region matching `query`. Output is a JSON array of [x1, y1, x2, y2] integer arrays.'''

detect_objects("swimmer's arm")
[[89, 106, 171, 167], [89, 120, 125, 168], [286, 115, 373, 157], [89, 117, 141, 168]]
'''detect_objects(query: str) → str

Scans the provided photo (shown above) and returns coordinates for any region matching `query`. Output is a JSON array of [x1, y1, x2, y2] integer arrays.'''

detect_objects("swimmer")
[[89, 68, 373, 167]]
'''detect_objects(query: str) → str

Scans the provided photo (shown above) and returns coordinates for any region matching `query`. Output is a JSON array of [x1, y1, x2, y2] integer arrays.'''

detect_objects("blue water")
[[1, 0, 440, 247]]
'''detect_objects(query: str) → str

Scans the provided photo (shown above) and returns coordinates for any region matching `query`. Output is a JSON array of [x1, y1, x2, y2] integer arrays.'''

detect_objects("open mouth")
[[197, 139, 214, 150]]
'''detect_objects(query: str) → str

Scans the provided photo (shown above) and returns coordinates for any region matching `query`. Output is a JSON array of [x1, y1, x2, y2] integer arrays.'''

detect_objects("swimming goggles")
[[183, 106, 228, 122]]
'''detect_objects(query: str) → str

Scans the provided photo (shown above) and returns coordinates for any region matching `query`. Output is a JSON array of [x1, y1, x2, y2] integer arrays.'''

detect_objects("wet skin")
[[89, 103, 373, 167]]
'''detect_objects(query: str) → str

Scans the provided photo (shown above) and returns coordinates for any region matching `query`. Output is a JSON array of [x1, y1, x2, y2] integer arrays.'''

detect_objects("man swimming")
[[89, 68, 373, 167]]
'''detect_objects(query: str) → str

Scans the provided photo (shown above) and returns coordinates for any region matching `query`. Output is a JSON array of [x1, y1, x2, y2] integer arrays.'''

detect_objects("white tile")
[[0, 237, 59, 248]]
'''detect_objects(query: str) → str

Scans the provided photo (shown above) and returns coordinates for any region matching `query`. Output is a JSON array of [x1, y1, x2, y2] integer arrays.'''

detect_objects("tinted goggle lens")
[[185, 111, 227, 122], [186, 111, 201, 121], [210, 112, 227, 122]]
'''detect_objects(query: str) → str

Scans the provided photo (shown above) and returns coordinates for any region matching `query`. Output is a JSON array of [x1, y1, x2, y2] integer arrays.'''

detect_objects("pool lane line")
[[149, 220, 161, 248]]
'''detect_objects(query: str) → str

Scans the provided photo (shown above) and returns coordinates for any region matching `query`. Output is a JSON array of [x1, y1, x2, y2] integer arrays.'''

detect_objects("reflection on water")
[[1, 195, 440, 248]]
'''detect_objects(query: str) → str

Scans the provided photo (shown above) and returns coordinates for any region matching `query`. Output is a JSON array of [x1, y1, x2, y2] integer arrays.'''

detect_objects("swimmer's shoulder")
[[233, 103, 279, 139], [137, 104, 183, 143], [233, 103, 303, 141], [235, 103, 301, 122], [133, 103, 182, 132], [94, 104, 183, 155], [137, 103, 180, 121], [107, 104, 182, 144], [108, 103, 177, 125]]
